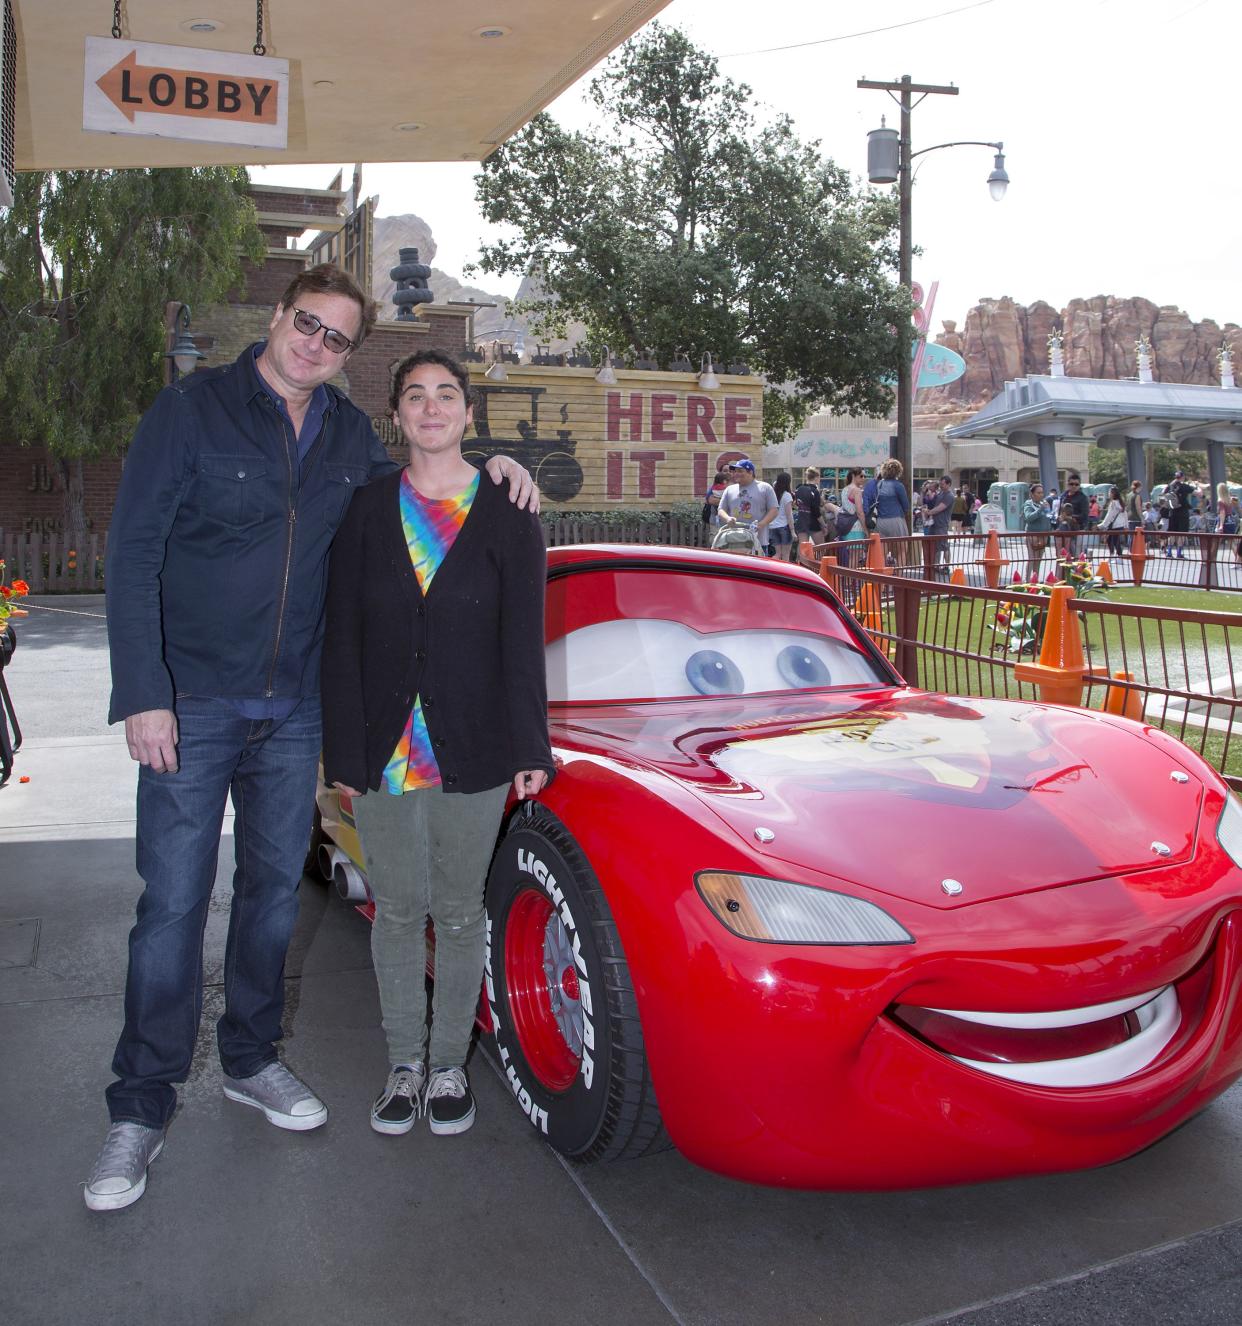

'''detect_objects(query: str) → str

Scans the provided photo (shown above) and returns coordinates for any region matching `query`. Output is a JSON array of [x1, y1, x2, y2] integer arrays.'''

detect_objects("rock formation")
[[918, 295, 1242, 424]]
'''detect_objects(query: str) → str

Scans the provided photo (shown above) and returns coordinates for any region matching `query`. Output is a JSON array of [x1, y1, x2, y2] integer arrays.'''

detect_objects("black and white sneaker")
[[426, 1066, 475, 1135], [371, 1063, 426, 1135]]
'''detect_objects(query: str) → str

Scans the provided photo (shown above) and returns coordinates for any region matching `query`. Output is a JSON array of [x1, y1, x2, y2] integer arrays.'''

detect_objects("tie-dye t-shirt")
[[381, 469, 479, 794]]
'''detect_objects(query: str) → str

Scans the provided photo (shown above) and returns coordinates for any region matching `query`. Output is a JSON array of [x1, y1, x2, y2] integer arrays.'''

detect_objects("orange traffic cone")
[[974, 528, 1009, 589], [865, 531, 890, 574], [949, 567, 967, 586], [1127, 527, 1148, 587], [853, 582, 885, 638], [1013, 584, 1087, 706], [1103, 670, 1143, 720], [818, 554, 840, 594], [1096, 560, 1115, 584]]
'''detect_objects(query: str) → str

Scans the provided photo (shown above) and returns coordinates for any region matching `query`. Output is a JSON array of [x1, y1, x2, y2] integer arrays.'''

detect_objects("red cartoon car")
[[316, 544, 1242, 1189]]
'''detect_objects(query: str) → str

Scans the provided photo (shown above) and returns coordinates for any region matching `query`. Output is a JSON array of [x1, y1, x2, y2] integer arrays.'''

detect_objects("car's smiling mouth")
[[889, 986, 1184, 1088]]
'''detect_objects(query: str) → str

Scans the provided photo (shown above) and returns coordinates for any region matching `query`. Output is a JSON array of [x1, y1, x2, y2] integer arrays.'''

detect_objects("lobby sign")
[[83, 37, 289, 150]]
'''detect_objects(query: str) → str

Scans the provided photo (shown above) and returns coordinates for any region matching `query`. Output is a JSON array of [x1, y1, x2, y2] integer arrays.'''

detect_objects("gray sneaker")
[[84, 1122, 165, 1212], [223, 1062, 328, 1131]]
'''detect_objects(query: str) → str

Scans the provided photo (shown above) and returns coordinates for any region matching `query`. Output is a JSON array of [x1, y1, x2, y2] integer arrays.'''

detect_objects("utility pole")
[[857, 76, 958, 511]]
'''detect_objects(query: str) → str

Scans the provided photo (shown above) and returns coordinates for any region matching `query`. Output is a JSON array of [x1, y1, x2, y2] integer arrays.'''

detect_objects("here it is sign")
[[83, 37, 289, 150]]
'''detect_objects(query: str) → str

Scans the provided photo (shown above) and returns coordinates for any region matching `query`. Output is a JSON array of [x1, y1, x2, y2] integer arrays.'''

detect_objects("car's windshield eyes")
[[546, 619, 884, 702]]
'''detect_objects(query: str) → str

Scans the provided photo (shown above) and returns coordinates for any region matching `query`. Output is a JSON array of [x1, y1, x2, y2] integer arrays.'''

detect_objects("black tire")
[[485, 807, 669, 1162]]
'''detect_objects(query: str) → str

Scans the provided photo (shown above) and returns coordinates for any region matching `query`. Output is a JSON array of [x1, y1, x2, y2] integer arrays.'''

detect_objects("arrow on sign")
[[95, 49, 279, 125]]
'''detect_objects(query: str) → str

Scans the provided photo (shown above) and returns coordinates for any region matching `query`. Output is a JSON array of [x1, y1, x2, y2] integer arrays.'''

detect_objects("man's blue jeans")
[[106, 696, 322, 1128]]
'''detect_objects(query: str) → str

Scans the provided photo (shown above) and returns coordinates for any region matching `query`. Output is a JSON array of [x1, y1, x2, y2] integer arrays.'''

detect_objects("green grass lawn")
[[862, 578, 1242, 778]]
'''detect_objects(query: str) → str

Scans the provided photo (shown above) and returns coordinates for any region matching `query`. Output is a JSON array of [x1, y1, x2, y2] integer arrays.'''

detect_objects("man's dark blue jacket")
[[105, 344, 395, 723]]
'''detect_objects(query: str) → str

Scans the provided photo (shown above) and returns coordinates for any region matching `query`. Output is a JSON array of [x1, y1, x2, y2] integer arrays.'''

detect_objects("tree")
[[0, 168, 264, 540], [473, 24, 906, 442]]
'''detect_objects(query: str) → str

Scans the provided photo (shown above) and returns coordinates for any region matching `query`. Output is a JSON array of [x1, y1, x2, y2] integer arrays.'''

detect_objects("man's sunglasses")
[[291, 307, 356, 354]]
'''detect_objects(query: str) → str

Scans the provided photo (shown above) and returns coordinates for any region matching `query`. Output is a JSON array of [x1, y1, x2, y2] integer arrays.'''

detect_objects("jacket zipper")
[[265, 413, 299, 699]]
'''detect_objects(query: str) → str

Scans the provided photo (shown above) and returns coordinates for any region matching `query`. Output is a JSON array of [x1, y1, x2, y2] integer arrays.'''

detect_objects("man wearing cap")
[[1164, 470, 1194, 558], [717, 459, 779, 554]]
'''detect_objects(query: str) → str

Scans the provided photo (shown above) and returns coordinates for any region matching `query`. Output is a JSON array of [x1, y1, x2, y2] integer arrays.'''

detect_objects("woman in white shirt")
[[769, 472, 796, 560], [1098, 485, 1126, 556]]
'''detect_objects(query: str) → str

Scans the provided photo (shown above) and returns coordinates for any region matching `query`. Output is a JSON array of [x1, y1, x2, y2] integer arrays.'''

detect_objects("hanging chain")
[[111, 0, 122, 39], [254, 0, 266, 57]]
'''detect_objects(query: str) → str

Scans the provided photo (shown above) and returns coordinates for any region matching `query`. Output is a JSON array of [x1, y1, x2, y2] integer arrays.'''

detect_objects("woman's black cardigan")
[[321, 467, 554, 795]]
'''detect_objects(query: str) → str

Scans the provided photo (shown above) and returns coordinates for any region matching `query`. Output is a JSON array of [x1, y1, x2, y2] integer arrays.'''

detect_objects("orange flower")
[[11, 579, 29, 596], [18, 775, 30, 783]]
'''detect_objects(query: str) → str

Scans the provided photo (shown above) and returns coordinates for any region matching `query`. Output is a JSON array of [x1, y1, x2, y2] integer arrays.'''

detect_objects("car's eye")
[[685, 650, 744, 695], [776, 644, 832, 688]]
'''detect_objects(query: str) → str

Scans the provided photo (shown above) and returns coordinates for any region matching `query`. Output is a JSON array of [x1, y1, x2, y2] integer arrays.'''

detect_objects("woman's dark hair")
[[1110, 486, 1122, 501], [388, 349, 474, 414], [774, 472, 791, 499]]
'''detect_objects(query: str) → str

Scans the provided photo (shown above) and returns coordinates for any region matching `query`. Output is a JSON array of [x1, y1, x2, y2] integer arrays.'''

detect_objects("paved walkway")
[[2, 597, 1241, 1326]]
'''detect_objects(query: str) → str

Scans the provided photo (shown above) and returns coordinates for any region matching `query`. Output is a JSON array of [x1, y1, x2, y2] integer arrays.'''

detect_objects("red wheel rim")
[[504, 886, 582, 1092]]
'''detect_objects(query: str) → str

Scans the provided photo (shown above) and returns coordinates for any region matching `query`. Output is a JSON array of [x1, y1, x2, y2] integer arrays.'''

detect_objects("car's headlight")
[[696, 871, 914, 945], [1217, 793, 1242, 868]]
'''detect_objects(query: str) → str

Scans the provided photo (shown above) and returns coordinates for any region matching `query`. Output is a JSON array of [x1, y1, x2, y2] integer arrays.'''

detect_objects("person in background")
[[873, 458, 911, 539], [1216, 482, 1237, 535], [919, 481, 937, 535], [793, 467, 823, 545], [1056, 473, 1089, 561], [769, 472, 796, 560], [321, 350, 553, 1140], [703, 468, 729, 530], [1022, 481, 1054, 581], [1099, 485, 1126, 556], [1125, 480, 1144, 532], [1163, 469, 1194, 559], [718, 459, 779, 554], [925, 475, 955, 569], [951, 486, 968, 532], [838, 468, 867, 548]]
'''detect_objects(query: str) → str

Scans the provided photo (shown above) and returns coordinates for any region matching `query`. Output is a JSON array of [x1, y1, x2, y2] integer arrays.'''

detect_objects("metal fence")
[[810, 547, 1242, 781], [1, 531, 107, 592], [542, 514, 710, 548], [811, 528, 1242, 592]]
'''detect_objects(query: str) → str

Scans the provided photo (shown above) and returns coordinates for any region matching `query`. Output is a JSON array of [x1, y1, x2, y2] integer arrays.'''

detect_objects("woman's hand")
[[332, 780, 363, 798], [513, 769, 549, 800]]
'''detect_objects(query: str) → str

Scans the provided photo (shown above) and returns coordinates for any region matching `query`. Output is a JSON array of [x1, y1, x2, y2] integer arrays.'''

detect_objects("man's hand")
[[513, 769, 549, 801], [332, 780, 363, 799], [484, 455, 540, 513], [124, 708, 179, 773]]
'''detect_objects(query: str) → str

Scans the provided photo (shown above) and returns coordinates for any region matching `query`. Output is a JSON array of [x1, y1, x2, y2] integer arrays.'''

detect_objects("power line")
[[720, 0, 999, 59]]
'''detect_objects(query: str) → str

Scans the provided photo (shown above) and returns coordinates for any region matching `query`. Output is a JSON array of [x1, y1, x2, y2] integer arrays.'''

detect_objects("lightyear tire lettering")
[[485, 807, 669, 1162]]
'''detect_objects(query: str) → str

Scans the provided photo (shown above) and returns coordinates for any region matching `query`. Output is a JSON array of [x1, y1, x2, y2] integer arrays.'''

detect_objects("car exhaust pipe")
[[316, 841, 336, 884], [331, 853, 370, 902]]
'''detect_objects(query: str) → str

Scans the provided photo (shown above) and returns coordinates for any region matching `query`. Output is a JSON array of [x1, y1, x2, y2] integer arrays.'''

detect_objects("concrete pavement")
[[2, 596, 1241, 1326]]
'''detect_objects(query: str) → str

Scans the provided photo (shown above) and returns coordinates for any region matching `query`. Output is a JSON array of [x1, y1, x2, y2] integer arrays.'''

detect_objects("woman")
[[1217, 482, 1237, 535], [768, 472, 796, 560], [951, 487, 968, 531], [1099, 485, 1125, 556], [838, 468, 865, 541], [873, 458, 911, 539], [1022, 482, 1053, 582], [322, 350, 554, 1138]]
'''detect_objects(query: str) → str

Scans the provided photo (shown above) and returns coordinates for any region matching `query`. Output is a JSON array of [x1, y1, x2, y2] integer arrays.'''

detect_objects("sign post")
[[83, 38, 289, 151]]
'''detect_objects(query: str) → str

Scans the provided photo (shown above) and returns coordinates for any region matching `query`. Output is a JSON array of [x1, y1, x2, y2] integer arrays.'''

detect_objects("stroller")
[[711, 520, 764, 557]]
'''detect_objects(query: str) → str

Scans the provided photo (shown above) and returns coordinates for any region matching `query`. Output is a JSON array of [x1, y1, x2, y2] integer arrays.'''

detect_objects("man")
[[1163, 469, 1194, 558], [1057, 473, 1090, 559], [925, 474, 955, 567], [87, 265, 535, 1212], [717, 458, 778, 554]]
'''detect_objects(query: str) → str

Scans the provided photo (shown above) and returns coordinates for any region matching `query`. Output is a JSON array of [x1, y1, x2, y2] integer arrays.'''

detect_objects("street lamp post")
[[163, 301, 206, 385], [858, 76, 1007, 517]]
